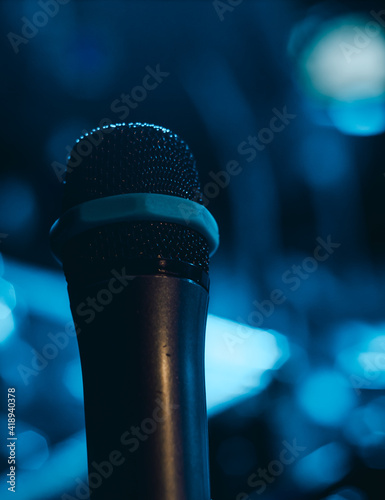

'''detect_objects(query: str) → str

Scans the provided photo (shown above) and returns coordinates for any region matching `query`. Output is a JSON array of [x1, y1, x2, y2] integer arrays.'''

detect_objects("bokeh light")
[[296, 368, 356, 426], [290, 12, 385, 135], [1, 1, 385, 498], [0, 178, 36, 233], [292, 442, 350, 491], [296, 129, 351, 188], [335, 321, 385, 391], [344, 402, 385, 449], [205, 315, 290, 414], [0, 306, 15, 343], [63, 359, 84, 401], [18, 430, 49, 470], [323, 486, 367, 500], [0, 275, 16, 342], [0, 277, 16, 317]]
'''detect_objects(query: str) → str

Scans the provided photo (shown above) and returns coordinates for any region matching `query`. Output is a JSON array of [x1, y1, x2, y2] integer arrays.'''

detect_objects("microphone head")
[[63, 123, 203, 211], [60, 123, 210, 283]]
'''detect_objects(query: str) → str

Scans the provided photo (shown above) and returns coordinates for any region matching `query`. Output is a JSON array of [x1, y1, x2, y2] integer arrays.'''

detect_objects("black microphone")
[[50, 123, 219, 500]]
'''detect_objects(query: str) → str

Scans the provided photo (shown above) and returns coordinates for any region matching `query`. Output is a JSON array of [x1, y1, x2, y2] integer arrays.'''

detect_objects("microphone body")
[[70, 274, 210, 499]]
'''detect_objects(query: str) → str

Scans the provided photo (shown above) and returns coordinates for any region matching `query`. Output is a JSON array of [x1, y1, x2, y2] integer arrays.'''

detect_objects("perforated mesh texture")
[[63, 123, 203, 210], [61, 123, 209, 274]]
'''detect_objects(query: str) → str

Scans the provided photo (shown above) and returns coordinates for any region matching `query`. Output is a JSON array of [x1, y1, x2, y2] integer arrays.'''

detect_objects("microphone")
[[50, 123, 219, 500]]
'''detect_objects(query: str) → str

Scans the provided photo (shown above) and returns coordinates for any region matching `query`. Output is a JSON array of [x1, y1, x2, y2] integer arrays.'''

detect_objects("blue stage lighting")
[[296, 368, 356, 426], [292, 442, 350, 491], [0, 277, 16, 342], [63, 359, 84, 401], [17, 430, 49, 470], [344, 396, 385, 469], [0, 306, 14, 343], [0, 179, 36, 233], [336, 322, 385, 391], [297, 129, 351, 188], [344, 397, 385, 449], [205, 315, 290, 414], [323, 486, 367, 500], [2, 259, 291, 416], [0, 431, 87, 500], [290, 12, 385, 135]]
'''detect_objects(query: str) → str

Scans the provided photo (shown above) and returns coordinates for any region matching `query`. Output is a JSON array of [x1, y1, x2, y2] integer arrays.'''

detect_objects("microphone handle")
[[68, 275, 211, 500]]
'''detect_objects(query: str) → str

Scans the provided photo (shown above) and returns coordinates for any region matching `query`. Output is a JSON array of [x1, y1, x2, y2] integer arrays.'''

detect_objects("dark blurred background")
[[1, 0, 385, 499]]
